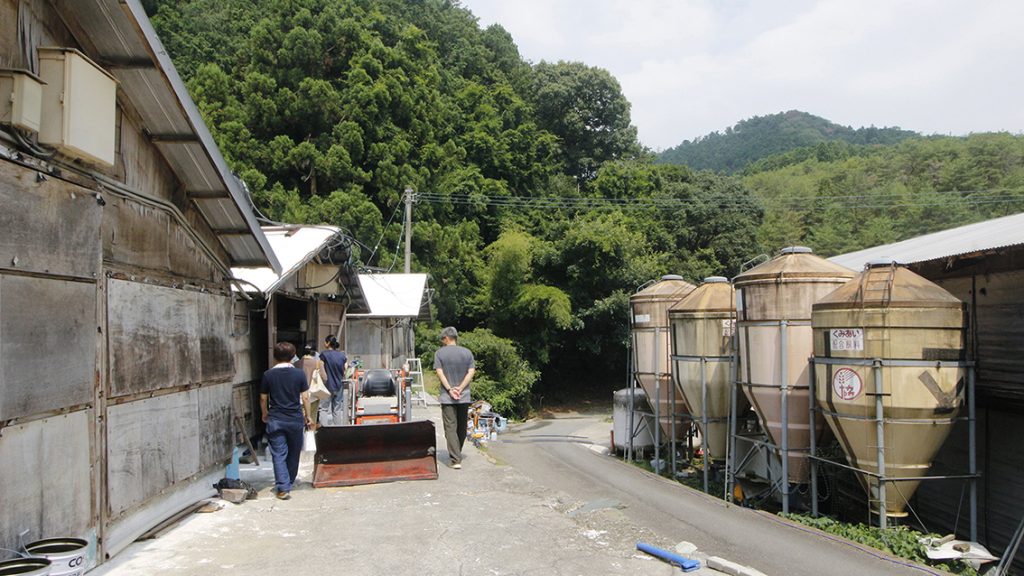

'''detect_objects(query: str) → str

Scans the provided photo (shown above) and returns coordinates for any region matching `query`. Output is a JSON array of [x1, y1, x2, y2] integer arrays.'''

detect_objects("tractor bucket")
[[313, 420, 438, 487]]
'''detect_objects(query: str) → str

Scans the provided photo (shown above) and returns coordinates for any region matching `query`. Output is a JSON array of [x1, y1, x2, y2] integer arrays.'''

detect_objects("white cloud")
[[462, 0, 1024, 149]]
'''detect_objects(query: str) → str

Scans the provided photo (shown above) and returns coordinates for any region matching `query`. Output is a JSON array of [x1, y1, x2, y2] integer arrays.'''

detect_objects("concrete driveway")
[[92, 405, 948, 575]]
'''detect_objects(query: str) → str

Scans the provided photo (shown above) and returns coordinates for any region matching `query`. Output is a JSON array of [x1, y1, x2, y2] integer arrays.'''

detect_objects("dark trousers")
[[266, 417, 304, 492], [441, 403, 469, 464]]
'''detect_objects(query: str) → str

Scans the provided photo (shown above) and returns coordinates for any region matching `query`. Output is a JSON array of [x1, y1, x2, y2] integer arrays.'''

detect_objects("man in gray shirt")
[[433, 326, 476, 469]]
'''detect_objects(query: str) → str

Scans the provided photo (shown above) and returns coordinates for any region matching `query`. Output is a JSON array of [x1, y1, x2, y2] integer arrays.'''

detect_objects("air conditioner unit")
[[38, 47, 117, 167], [0, 68, 44, 133]]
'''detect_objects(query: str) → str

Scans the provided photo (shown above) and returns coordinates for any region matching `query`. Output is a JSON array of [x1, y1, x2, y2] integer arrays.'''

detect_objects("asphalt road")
[[490, 413, 947, 576]]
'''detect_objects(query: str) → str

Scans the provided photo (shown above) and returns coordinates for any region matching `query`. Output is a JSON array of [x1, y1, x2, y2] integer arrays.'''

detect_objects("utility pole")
[[403, 187, 413, 274]]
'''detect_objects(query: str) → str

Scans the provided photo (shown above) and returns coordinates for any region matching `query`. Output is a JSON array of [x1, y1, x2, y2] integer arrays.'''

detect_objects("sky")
[[460, 0, 1024, 151]]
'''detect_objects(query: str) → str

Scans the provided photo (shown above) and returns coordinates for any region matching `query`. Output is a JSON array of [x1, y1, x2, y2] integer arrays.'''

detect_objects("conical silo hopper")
[[812, 260, 965, 518], [631, 275, 696, 441], [734, 247, 855, 484], [669, 277, 742, 460]]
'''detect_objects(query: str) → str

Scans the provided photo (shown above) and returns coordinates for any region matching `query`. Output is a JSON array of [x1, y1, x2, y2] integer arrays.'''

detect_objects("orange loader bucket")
[[313, 420, 438, 487]]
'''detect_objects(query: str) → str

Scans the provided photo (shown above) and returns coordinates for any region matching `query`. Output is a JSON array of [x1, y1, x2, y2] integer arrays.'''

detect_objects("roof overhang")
[[231, 226, 368, 313], [830, 211, 1024, 270], [349, 274, 429, 319], [52, 0, 280, 271]]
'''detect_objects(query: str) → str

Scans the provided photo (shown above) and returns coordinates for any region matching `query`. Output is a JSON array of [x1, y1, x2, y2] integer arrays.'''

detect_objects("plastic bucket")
[[0, 557, 51, 576], [24, 539, 87, 576]]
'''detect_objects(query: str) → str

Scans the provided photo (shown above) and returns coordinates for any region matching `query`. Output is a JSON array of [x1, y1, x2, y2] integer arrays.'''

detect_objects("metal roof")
[[350, 274, 429, 318], [830, 212, 1024, 270], [52, 0, 279, 270], [232, 226, 338, 292]]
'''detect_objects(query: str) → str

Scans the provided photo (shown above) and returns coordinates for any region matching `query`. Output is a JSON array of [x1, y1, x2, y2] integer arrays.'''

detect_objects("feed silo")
[[811, 260, 966, 520], [734, 247, 855, 488], [631, 275, 696, 443], [668, 276, 738, 462]]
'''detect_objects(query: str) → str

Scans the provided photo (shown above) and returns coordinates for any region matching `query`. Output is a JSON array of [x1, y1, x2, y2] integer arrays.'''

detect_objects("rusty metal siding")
[[0, 411, 93, 549], [198, 294, 234, 382], [933, 272, 1024, 402], [107, 279, 201, 397], [103, 198, 172, 272], [0, 161, 102, 280], [198, 383, 233, 470], [105, 390, 201, 519], [0, 275, 95, 421]]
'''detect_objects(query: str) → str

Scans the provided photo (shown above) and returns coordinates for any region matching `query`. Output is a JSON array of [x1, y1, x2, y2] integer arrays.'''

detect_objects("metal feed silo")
[[734, 247, 855, 486], [811, 260, 966, 520], [669, 276, 738, 462], [631, 275, 696, 442]]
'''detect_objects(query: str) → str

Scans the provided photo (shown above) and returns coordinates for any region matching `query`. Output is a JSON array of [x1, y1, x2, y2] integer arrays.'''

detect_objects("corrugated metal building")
[[0, 0, 330, 567], [832, 212, 1024, 567]]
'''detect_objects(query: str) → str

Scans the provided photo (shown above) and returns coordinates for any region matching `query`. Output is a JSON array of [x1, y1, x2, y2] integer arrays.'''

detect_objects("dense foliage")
[[150, 1, 1024, 416], [150, 0, 761, 415], [744, 134, 1024, 255], [658, 110, 918, 173]]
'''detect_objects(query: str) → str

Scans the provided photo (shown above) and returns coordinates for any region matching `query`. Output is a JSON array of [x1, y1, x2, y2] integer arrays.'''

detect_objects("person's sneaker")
[[452, 463, 462, 469], [276, 491, 291, 500]]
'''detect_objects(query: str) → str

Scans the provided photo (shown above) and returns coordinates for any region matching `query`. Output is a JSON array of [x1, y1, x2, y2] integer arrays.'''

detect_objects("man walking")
[[260, 342, 313, 499], [434, 327, 475, 469]]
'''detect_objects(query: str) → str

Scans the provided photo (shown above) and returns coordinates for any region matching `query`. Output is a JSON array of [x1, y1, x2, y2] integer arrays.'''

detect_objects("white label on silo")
[[830, 328, 864, 351], [832, 368, 863, 401], [634, 314, 651, 324], [722, 319, 736, 337]]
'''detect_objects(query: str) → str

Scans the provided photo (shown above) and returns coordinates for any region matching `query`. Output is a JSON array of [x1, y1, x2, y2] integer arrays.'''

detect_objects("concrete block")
[[706, 556, 767, 576], [220, 488, 247, 504]]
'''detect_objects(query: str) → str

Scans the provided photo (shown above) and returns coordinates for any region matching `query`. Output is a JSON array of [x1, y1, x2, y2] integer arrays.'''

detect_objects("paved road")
[[490, 413, 947, 576]]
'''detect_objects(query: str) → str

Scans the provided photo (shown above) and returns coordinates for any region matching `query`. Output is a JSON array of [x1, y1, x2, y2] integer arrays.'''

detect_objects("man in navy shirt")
[[319, 335, 348, 425], [260, 342, 312, 499]]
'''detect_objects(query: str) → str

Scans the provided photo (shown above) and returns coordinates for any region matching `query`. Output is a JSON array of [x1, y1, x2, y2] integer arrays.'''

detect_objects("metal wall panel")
[[198, 292, 234, 383], [0, 275, 95, 420], [105, 390, 201, 519], [0, 411, 93, 550], [0, 160, 102, 279], [107, 279, 200, 396], [346, 318, 384, 368], [103, 197, 171, 271], [198, 382, 233, 470]]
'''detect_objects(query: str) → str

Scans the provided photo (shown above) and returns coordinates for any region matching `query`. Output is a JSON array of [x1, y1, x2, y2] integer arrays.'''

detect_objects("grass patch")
[[782, 514, 978, 575]]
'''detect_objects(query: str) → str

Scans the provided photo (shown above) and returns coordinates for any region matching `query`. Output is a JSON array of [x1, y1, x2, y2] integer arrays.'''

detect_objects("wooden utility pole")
[[404, 187, 413, 273]]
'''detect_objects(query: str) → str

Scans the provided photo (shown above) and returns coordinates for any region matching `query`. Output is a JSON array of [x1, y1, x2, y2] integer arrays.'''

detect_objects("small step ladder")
[[407, 358, 429, 406]]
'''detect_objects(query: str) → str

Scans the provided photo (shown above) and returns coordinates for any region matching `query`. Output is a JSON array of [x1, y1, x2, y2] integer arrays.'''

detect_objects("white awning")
[[352, 274, 428, 318]]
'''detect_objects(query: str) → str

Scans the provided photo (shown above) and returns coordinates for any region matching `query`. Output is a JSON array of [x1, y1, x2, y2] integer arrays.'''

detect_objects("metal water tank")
[[668, 276, 739, 460], [631, 274, 696, 440], [734, 247, 855, 483], [612, 388, 655, 452], [812, 260, 965, 518]]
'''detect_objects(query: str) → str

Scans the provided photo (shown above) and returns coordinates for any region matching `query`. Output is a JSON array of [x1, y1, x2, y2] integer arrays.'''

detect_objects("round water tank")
[[733, 247, 855, 483], [812, 262, 965, 517], [612, 388, 655, 451], [630, 275, 696, 441], [668, 277, 743, 460]]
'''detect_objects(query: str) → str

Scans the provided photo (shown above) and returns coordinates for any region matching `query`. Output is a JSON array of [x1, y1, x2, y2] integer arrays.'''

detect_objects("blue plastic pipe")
[[636, 542, 700, 572]]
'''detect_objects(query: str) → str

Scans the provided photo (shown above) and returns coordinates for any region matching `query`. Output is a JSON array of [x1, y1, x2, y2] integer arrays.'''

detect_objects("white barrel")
[[612, 388, 655, 451], [24, 539, 87, 576], [0, 558, 50, 576]]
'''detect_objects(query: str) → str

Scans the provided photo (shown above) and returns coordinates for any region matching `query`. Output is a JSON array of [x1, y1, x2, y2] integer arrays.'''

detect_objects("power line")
[[413, 188, 1024, 211]]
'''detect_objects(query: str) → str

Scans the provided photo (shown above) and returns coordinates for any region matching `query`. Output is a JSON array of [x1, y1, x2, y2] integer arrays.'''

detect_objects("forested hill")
[[657, 110, 918, 173], [147, 0, 763, 410]]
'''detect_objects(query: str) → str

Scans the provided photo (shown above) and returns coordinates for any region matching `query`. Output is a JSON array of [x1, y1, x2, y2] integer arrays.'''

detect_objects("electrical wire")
[[366, 201, 404, 266], [413, 189, 1024, 211]]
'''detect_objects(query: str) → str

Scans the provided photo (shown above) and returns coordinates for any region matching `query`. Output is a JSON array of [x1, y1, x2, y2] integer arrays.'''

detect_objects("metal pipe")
[[874, 360, 887, 529], [780, 320, 789, 514], [701, 357, 709, 493], [653, 327, 661, 475], [628, 327, 636, 463], [968, 365, 977, 542], [669, 327, 677, 477], [809, 357, 818, 518], [726, 333, 739, 502]]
